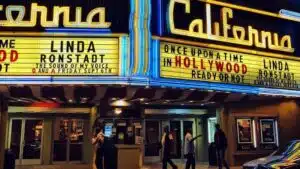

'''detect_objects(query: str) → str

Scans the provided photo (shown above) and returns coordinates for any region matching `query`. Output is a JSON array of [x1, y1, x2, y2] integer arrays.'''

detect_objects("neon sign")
[[0, 3, 110, 28], [168, 0, 294, 53]]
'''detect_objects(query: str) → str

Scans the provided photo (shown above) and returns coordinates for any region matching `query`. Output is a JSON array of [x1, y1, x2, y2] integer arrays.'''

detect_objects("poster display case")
[[236, 118, 256, 151], [236, 117, 279, 151], [259, 119, 279, 150]]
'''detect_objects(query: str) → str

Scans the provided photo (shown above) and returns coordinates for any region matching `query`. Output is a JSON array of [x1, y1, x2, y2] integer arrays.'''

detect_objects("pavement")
[[15, 163, 242, 169], [142, 163, 242, 169], [15, 164, 92, 169]]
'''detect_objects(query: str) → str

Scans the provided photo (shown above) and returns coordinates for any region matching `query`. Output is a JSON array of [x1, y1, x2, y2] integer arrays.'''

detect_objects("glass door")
[[53, 118, 84, 163], [170, 121, 182, 159], [144, 121, 161, 163], [144, 119, 196, 162], [10, 119, 22, 165], [170, 119, 196, 160], [9, 119, 44, 165], [53, 119, 68, 162], [69, 119, 84, 161]]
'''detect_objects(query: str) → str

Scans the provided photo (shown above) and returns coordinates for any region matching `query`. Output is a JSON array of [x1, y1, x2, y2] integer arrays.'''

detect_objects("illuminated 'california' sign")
[[0, 3, 110, 28], [167, 0, 294, 53]]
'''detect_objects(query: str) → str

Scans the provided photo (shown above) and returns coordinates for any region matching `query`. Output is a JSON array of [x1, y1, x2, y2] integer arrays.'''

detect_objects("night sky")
[[219, 0, 300, 13]]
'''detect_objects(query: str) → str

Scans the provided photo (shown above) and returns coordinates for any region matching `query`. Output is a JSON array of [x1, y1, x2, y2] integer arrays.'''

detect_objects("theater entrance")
[[8, 118, 44, 165], [144, 118, 197, 163]]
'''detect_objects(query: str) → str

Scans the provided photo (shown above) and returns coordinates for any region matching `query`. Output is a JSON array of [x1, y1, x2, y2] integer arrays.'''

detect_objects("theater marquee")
[[0, 37, 119, 76], [160, 42, 300, 89]]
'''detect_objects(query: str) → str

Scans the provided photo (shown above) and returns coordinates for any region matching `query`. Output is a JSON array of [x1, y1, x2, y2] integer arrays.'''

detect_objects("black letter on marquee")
[[84, 55, 89, 63], [77, 41, 84, 53], [51, 41, 57, 52], [40, 54, 46, 63], [191, 70, 196, 78], [164, 44, 169, 53], [88, 41, 96, 53], [163, 58, 172, 67], [100, 54, 105, 63], [10, 40, 15, 48], [4, 63, 9, 72], [0, 40, 8, 48], [66, 41, 74, 53], [285, 62, 289, 71]]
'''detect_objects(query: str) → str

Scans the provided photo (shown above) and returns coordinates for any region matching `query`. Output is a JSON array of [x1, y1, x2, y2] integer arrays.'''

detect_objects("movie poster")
[[260, 119, 275, 143], [237, 119, 253, 143]]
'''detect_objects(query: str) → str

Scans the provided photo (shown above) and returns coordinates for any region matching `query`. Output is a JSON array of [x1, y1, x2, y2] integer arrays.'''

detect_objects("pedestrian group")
[[160, 124, 230, 169], [92, 122, 230, 169]]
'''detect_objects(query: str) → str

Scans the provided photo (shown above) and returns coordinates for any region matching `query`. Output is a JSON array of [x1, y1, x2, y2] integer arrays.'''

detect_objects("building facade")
[[1, 0, 300, 168]]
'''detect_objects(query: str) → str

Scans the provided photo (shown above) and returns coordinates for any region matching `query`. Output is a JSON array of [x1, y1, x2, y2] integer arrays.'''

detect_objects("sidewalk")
[[143, 163, 242, 169], [15, 163, 242, 169]]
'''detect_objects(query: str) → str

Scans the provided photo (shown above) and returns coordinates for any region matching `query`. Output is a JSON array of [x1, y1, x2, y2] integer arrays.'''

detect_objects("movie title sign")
[[160, 42, 300, 90], [0, 37, 119, 76], [0, 0, 130, 32], [152, 0, 300, 55]]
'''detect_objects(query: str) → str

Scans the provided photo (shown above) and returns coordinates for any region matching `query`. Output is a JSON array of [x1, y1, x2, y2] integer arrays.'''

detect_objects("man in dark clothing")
[[93, 128, 116, 169], [162, 126, 178, 169], [214, 124, 230, 169], [102, 137, 116, 169]]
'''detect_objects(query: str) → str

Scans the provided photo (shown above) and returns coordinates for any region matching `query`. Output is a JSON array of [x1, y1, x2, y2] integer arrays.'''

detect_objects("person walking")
[[214, 124, 230, 169], [92, 127, 105, 169], [161, 126, 178, 169], [184, 128, 201, 169]]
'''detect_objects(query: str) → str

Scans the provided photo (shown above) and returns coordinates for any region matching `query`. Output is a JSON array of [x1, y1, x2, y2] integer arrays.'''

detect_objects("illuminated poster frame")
[[236, 118, 256, 151], [259, 118, 279, 150], [237, 118, 253, 144], [260, 119, 276, 143]]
